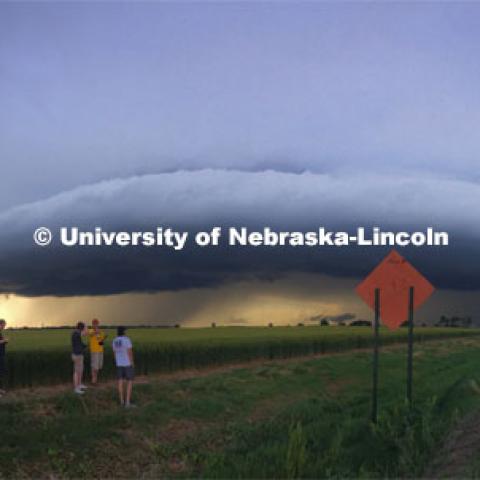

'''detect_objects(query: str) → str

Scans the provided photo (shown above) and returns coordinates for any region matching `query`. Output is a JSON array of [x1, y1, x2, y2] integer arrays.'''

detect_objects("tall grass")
[[4, 326, 480, 388]]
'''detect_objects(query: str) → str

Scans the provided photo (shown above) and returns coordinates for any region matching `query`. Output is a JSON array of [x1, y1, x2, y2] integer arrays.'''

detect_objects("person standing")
[[88, 318, 107, 385], [112, 326, 135, 407], [0, 319, 8, 397], [71, 321, 88, 395]]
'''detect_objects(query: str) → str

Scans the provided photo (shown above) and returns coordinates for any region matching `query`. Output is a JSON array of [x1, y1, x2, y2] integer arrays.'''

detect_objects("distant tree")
[[436, 315, 472, 328], [320, 319, 329, 327], [211, 322, 216, 328], [350, 320, 372, 327], [436, 315, 448, 327]]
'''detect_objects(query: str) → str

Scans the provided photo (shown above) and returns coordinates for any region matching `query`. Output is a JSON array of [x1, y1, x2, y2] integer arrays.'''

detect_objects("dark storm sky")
[[1, 2, 480, 302]]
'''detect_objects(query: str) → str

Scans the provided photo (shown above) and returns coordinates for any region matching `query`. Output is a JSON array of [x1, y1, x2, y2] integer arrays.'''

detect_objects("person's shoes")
[[124, 403, 137, 409], [0, 389, 6, 395], [79, 384, 88, 390], [74, 387, 85, 395]]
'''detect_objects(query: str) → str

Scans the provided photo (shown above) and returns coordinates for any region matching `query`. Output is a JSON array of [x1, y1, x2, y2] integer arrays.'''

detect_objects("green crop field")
[[1, 335, 480, 478], [3, 326, 480, 389]]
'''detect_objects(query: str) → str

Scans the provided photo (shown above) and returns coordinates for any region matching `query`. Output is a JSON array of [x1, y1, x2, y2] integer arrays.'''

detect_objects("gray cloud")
[[0, 169, 479, 297], [2, 3, 480, 212]]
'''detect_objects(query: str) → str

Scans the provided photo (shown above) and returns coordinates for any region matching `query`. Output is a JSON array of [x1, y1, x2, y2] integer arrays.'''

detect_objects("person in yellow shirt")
[[88, 318, 107, 385]]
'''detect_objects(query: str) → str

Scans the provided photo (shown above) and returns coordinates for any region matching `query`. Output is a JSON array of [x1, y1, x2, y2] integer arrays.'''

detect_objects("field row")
[[4, 326, 480, 388]]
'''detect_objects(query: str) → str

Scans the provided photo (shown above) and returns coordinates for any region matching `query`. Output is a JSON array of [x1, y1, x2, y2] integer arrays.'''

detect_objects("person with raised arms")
[[88, 318, 107, 385]]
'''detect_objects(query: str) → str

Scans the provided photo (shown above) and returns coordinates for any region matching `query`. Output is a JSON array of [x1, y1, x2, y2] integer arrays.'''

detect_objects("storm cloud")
[[0, 169, 479, 297], [1, 2, 480, 307]]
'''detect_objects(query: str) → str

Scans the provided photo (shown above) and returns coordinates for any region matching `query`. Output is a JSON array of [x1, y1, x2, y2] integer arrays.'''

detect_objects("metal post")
[[372, 288, 380, 423], [407, 286, 414, 407]]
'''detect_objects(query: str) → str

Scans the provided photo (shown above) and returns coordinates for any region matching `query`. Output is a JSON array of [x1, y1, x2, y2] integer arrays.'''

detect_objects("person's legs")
[[91, 353, 98, 384], [1, 357, 6, 394], [91, 352, 103, 384], [72, 355, 84, 393], [72, 355, 79, 389], [118, 378, 125, 405], [126, 380, 133, 405], [98, 352, 103, 382], [124, 366, 134, 407], [78, 355, 86, 388]]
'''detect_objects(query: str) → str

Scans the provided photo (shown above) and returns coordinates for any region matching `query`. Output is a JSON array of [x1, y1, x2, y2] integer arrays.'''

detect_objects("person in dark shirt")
[[0, 319, 8, 397], [71, 321, 88, 394]]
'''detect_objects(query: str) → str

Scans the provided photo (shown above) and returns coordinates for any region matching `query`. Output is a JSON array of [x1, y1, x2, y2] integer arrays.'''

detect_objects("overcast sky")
[[1, 2, 479, 326]]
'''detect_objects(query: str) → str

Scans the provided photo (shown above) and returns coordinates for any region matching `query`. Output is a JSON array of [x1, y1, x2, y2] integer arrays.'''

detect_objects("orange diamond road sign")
[[356, 250, 435, 330]]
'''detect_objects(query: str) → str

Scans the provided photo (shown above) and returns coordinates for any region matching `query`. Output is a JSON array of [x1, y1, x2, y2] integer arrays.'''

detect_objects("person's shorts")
[[71, 354, 84, 374], [90, 352, 104, 370], [117, 366, 135, 381]]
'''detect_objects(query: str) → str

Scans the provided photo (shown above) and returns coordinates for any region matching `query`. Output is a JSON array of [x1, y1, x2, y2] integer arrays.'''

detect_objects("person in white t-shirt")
[[112, 326, 135, 407]]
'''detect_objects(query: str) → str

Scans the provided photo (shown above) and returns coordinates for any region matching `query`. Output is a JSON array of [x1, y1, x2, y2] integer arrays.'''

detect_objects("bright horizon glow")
[[1, 274, 478, 328]]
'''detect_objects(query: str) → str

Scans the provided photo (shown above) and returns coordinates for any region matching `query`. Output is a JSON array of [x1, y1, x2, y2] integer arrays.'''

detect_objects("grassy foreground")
[[1, 336, 480, 478], [4, 326, 480, 388]]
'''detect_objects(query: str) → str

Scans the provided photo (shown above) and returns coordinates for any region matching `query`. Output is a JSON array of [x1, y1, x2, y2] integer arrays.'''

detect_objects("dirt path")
[[425, 409, 480, 478], [3, 336, 475, 403]]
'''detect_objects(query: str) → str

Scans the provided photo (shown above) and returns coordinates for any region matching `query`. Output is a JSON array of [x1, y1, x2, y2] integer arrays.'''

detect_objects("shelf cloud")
[[0, 169, 478, 297], [1, 2, 480, 328]]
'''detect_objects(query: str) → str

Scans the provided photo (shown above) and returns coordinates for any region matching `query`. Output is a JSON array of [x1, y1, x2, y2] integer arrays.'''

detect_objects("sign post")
[[356, 250, 434, 420], [372, 288, 380, 423], [407, 286, 414, 407]]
